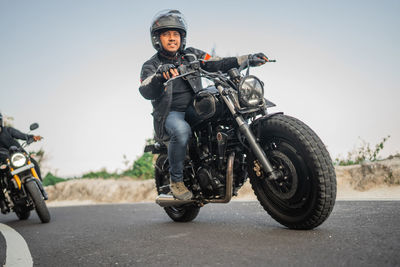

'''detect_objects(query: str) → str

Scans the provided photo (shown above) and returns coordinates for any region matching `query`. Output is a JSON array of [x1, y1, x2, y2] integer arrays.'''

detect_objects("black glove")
[[249, 53, 268, 67], [156, 63, 179, 81], [26, 135, 35, 145], [157, 63, 176, 74]]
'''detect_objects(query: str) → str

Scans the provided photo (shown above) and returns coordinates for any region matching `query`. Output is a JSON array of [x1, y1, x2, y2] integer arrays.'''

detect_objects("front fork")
[[216, 85, 278, 180], [10, 159, 40, 190], [10, 160, 48, 200]]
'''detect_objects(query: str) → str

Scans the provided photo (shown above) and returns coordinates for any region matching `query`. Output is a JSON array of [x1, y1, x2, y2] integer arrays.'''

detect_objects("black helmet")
[[150, 9, 187, 52]]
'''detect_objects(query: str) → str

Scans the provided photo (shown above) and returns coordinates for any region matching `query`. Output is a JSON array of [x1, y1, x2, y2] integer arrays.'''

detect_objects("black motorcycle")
[[0, 123, 50, 223], [145, 55, 336, 229]]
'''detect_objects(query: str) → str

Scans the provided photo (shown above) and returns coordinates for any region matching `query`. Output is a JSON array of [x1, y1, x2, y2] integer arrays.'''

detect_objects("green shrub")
[[78, 139, 156, 180], [334, 135, 391, 166], [82, 168, 117, 179], [42, 172, 66, 186], [123, 152, 154, 179]]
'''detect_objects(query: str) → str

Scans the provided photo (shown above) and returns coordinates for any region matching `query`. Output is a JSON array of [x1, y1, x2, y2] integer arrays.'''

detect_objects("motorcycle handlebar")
[[23, 136, 43, 147], [238, 58, 276, 73], [163, 57, 277, 86], [163, 70, 198, 86]]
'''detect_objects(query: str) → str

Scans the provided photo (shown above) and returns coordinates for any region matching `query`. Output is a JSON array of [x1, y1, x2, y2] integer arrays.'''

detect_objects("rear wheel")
[[248, 114, 336, 229], [164, 205, 200, 222], [155, 154, 200, 222], [25, 180, 50, 223]]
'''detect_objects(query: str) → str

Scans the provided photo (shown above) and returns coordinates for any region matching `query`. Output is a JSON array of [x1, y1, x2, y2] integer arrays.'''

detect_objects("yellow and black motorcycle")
[[0, 123, 50, 223]]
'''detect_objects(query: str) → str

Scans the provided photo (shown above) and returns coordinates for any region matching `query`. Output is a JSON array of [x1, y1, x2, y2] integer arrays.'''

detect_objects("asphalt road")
[[1, 201, 399, 266]]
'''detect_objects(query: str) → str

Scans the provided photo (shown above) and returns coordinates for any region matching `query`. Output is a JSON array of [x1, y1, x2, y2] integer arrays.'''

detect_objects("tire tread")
[[250, 114, 336, 229]]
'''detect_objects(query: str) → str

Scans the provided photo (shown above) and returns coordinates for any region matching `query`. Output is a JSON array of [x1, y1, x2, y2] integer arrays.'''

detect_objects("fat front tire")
[[155, 154, 200, 222], [249, 114, 336, 229], [25, 180, 51, 223]]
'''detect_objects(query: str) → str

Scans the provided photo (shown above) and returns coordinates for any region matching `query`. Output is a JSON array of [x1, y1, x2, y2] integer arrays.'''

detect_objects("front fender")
[[250, 112, 284, 140]]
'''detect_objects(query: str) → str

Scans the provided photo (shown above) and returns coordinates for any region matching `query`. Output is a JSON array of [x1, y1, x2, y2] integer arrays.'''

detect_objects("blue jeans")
[[164, 111, 192, 183]]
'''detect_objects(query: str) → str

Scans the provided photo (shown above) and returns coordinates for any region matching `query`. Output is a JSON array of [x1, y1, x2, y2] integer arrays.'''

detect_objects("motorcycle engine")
[[197, 166, 225, 198]]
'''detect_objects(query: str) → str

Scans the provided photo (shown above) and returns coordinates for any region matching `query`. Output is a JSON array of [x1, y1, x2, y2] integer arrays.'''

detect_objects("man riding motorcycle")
[[0, 113, 42, 149], [139, 10, 269, 200], [0, 113, 42, 213]]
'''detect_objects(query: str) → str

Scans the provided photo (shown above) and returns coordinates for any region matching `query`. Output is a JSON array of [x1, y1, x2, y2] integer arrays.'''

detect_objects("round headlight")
[[11, 153, 27, 168], [238, 75, 264, 107]]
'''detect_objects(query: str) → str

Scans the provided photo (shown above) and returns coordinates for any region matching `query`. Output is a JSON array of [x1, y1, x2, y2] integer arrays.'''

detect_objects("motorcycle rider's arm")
[[185, 47, 245, 73], [186, 47, 267, 72], [139, 62, 165, 100], [7, 127, 33, 141]]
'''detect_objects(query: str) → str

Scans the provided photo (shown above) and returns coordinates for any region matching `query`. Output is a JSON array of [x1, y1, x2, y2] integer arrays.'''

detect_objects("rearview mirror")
[[30, 123, 39, 131]]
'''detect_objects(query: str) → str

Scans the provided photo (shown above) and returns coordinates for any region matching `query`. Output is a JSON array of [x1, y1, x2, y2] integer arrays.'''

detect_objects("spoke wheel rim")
[[264, 150, 298, 200], [259, 138, 315, 215]]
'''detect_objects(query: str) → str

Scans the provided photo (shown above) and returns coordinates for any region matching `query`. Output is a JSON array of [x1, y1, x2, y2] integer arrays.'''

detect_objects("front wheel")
[[25, 180, 50, 223], [155, 154, 200, 222], [248, 114, 336, 229]]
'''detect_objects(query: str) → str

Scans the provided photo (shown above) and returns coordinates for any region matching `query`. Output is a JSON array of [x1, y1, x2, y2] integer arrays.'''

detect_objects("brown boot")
[[170, 181, 193, 200]]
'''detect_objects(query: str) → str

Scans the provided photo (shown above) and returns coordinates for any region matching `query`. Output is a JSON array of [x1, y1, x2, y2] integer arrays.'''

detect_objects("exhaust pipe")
[[206, 152, 234, 204], [156, 194, 195, 207], [155, 152, 235, 207]]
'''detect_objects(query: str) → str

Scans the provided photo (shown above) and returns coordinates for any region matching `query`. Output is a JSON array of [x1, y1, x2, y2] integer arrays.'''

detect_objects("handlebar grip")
[[252, 58, 266, 63], [267, 59, 276, 62]]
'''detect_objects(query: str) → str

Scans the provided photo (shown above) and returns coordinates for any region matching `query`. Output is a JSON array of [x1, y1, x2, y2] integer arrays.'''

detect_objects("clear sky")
[[1, 0, 399, 177]]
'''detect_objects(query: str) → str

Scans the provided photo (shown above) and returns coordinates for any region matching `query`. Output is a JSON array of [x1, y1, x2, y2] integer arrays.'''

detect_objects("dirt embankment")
[[46, 158, 400, 206], [335, 157, 400, 190], [46, 178, 157, 206]]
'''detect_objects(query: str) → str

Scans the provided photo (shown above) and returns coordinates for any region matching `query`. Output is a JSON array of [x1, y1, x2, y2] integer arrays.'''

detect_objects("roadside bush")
[[78, 139, 156, 180], [82, 168, 117, 179], [42, 172, 66, 186], [123, 152, 154, 179], [334, 135, 391, 166]]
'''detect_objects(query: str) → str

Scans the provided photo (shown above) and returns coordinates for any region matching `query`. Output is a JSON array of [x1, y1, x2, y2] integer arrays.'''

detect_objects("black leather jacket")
[[139, 47, 246, 141], [0, 126, 33, 149]]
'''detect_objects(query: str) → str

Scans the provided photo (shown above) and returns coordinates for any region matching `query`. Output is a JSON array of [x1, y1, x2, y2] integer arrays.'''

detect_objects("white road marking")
[[0, 223, 33, 267]]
